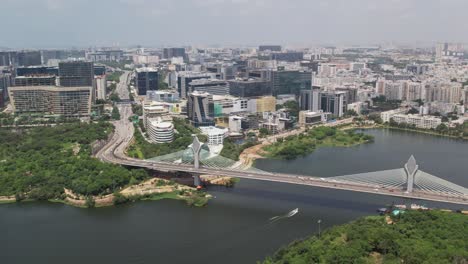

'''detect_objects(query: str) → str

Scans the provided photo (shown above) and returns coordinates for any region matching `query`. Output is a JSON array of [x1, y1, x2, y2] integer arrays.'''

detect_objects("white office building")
[[200, 126, 229, 145], [147, 120, 174, 143]]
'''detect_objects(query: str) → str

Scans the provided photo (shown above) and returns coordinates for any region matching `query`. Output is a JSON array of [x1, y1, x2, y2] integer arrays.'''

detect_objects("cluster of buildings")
[[1, 42, 467, 147]]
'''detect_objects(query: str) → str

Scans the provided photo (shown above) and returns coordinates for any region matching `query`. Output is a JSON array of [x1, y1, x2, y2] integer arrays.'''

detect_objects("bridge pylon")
[[404, 155, 418, 193], [191, 134, 202, 169]]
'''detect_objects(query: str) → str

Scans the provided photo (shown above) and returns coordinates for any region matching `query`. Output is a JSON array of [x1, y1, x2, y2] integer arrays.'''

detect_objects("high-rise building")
[[188, 79, 229, 96], [270, 70, 312, 95], [259, 45, 282, 52], [163, 48, 187, 61], [17, 51, 42, 66], [59, 61, 94, 87], [271, 52, 304, 62], [0, 51, 17, 66], [136, 67, 159, 96], [8, 86, 92, 117], [320, 91, 347, 117], [299, 88, 320, 111], [228, 78, 271, 98], [95, 76, 106, 100], [187, 91, 215, 127], [177, 72, 211, 99]]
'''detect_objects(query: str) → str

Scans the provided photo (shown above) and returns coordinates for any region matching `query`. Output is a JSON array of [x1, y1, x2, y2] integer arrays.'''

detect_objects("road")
[[95, 72, 468, 206]]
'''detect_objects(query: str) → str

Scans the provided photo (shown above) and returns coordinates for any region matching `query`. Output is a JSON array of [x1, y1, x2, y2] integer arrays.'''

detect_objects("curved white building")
[[148, 120, 174, 144]]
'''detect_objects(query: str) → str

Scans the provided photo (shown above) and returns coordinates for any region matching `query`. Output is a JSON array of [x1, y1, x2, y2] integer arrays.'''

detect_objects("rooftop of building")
[[9, 85, 92, 91], [136, 67, 158, 72], [149, 120, 174, 129], [199, 126, 228, 135]]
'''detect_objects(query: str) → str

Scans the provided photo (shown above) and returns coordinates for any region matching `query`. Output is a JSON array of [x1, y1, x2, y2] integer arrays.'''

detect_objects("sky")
[[1, 0, 468, 48]]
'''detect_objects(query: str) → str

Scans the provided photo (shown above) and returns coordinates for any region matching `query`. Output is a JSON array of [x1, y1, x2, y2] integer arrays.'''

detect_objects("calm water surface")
[[1, 129, 467, 264]]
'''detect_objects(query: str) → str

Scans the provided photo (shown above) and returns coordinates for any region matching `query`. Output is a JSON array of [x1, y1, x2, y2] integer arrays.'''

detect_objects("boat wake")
[[269, 208, 299, 223]]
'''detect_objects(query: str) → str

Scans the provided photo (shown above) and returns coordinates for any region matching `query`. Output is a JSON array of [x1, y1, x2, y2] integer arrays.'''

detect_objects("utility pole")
[[317, 219, 322, 238]]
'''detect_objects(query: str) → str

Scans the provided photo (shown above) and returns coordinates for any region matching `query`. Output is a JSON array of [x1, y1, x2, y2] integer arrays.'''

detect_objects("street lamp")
[[317, 219, 322, 238]]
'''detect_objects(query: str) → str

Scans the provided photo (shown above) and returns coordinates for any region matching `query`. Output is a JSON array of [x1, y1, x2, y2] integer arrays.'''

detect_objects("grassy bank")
[[262, 126, 374, 160], [262, 210, 468, 264]]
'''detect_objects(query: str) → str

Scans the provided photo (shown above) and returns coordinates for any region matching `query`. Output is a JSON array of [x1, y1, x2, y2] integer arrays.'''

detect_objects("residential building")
[[380, 108, 407, 123], [391, 114, 442, 129]]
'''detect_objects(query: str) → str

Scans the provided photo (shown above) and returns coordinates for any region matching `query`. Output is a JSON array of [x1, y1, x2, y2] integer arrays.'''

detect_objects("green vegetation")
[[263, 126, 374, 160], [127, 118, 207, 159], [107, 71, 123, 83], [277, 100, 300, 117], [98, 60, 132, 70], [113, 190, 209, 207], [262, 210, 468, 264], [372, 96, 402, 111], [132, 104, 143, 116], [220, 138, 259, 161], [0, 122, 149, 200], [111, 106, 121, 120], [109, 92, 121, 102]]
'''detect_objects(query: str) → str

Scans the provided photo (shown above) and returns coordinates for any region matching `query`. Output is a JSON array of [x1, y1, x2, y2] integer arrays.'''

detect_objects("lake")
[[1, 129, 467, 264]]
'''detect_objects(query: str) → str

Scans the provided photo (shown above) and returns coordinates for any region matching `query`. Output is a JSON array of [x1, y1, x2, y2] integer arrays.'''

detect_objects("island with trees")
[[262, 210, 468, 264], [262, 126, 374, 160]]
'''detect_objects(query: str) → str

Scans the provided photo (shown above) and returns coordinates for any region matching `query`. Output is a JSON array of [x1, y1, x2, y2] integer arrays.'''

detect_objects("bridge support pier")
[[193, 174, 202, 187]]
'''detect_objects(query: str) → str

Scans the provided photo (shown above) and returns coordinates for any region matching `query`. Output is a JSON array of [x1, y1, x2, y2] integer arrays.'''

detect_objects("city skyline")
[[2, 0, 468, 49]]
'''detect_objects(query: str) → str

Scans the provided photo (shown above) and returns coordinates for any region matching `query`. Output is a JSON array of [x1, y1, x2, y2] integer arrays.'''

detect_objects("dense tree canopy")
[[263, 126, 373, 160], [0, 122, 148, 199], [263, 210, 468, 264]]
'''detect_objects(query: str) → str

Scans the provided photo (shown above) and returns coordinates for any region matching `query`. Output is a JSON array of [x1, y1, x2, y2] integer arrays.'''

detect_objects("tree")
[[436, 123, 448, 134], [109, 92, 121, 102], [111, 106, 121, 120], [345, 109, 358, 116], [259, 128, 270, 137], [407, 108, 419, 114]]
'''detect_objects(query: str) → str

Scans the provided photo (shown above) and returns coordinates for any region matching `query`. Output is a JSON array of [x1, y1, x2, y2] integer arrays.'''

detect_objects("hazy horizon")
[[1, 0, 468, 49]]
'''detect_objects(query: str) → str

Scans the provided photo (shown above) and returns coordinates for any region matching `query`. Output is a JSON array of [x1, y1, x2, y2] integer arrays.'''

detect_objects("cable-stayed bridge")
[[96, 105, 468, 206]]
